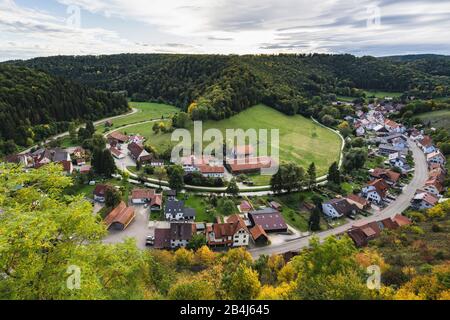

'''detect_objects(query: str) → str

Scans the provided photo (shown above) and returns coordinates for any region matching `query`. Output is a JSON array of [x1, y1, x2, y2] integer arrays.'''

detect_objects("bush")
[[431, 223, 443, 232]]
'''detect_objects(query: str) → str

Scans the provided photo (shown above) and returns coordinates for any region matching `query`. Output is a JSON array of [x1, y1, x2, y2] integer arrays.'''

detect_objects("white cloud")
[[1, 0, 450, 60]]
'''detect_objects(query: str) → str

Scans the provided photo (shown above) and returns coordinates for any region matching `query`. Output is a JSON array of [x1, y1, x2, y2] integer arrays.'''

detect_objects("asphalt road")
[[248, 139, 428, 258]]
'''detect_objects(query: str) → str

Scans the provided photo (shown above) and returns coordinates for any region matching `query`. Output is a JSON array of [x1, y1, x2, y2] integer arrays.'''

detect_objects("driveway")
[[102, 205, 150, 249], [248, 139, 428, 258]]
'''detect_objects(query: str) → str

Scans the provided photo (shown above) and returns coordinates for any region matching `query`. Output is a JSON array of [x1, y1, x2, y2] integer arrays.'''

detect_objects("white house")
[[322, 198, 359, 219], [427, 151, 446, 166], [206, 214, 250, 247], [164, 200, 196, 221], [411, 191, 439, 210], [361, 179, 389, 204]]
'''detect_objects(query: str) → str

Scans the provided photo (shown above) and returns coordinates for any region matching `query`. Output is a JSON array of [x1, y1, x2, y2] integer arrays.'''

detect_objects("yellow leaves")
[[257, 282, 295, 300], [277, 262, 297, 283], [194, 245, 216, 267], [187, 102, 198, 114], [355, 248, 389, 273], [337, 120, 350, 130], [426, 200, 449, 219], [174, 247, 195, 269]]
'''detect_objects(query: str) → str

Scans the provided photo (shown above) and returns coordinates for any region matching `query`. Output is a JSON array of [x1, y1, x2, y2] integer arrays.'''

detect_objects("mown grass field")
[[417, 109, 450, 133], [96, 101, 179, 133], [363, 90, 403, 98], [120, 104, 342, 175]]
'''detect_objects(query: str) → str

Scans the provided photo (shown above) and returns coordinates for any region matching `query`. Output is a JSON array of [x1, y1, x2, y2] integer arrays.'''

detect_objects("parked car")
[[145, 235, 154, 246]]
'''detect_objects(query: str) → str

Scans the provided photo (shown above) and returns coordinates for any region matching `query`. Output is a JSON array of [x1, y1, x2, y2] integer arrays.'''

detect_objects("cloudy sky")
[[1, 0, 450, 61]]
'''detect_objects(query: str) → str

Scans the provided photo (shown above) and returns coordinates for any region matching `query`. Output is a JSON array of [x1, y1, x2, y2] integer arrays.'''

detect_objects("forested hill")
[[0, 64, 129, 155], [10, 53, 450, 120]]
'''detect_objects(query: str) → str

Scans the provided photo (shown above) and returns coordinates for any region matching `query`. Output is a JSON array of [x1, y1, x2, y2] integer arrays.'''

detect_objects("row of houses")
[[6, 147, 92, 175], [347, 214, 412, 247], [153, 206, 289, 250], [410, 132, 447, 210]]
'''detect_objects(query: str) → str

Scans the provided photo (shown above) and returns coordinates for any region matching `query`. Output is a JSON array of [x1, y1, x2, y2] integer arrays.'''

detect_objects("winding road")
[[248, 138, 428, 258]]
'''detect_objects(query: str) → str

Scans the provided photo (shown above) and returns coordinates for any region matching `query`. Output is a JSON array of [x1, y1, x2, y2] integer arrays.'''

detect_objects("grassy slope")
[[417, 109, 450, 132], [96, 101, 179, 134], [120, 104, 342, 175]]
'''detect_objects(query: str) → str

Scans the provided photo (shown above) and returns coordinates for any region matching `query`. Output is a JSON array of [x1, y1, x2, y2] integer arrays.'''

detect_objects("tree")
[[85, 121, 95, 137], [68, 122, 77, 142], [308, 208, 321, 231], [327, 162, 341, 184], [270, 163, 305, 194], [343, 148, 367, 173], [193, 245, 215, 266], [168, 278, 216, 300], [154, 167, 167, 189], [187, 234, 207, 251], [92, 148, 116, 177], [174, 248, 194, 269], [105, 186, 122, 208], [167, 165, 184, 191], [226, 178, 239, 196], [172, 112, 190, 128], [222, 263, 261, 300], [218, 199, 236, 215], [307, 162, 317, 190], [0, 163, 146, 299], [152, 122, 160, 134]]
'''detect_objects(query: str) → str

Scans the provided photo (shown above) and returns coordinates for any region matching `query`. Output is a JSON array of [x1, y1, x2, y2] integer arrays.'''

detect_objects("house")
[[378, 144, 407, 156], [248, 208, 288, 233], [361, 179, 389, 204], [411, 190, 439, 210], [197, 164, 225, 178], [250, 225, 269, 246], [107, 131, 129, 145], [128, 142, 150, 162], [169, 223, 197, 248], [153, 228, 171, 249], [417, 136, 436, 154], [389, 153, 410, 172], [110, 147, 125, 159], [129, 135, 145, 145], [226, 156, 273, 175], [370, 168, 401, 186], [79, 165, 92, 175], [5, 153, 33, 167], [392, 214, 412, 227], [104, 201, 135, 230], [428, 167, 446, 184], [427, 151, 446, 166], [164, 200, 196, 221], [93, 184, 109, 203], [356, 126, 365, 137], [59, 160, 73, 175], [345, 194, 371, 210], [140, 154, 164, 166], [131, 188, 163, 210], [423, 178, 444, 197], [322, 198, 359, 219], [269, 201, 282, 211], [239, 200, 253, 213], [384, 119, 404, 133], [165, 190, 177, 201], [206, 214, 250, 247]]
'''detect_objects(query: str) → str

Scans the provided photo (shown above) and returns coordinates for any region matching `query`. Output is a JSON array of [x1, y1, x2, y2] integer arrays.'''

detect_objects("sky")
[[1, 0, 450, 61]]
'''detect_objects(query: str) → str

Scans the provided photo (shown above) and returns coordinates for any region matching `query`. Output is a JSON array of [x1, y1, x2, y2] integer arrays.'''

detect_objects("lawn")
[[178, 193, 218, 222], [118, 104, 342, 176], [95, 101, 179, 134], [363, 90, 403, 99], [417, 109, 450, 133]]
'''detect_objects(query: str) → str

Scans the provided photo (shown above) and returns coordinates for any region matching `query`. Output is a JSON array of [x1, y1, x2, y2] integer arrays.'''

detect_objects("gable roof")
[[325, 198, 359, 216], [154, 228, 171, 249], [371, 168, 401, 183], [419, 135, 433, 148], [128, 142, 144, 158], [367, 179, 389, 198], [170, 223, 196, 241], [249, 224, 269, 241], [392, 214, 412, 227], [248, 209, 288, 232], [346, 194, 370, 208], [93, 184, 108, 197], [104, 201, 135, 229], [165, 200, 196, 218], [108, 131, 129, 143]]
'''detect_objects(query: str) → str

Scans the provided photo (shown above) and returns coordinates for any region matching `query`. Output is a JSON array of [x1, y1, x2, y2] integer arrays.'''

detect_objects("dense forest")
[[0, 65, 129, 155], [9, 53, 450, 120]]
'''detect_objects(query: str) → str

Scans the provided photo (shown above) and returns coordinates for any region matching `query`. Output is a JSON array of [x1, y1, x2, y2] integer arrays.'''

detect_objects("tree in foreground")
[[226, 178, 239, 196], [0, 163, 146, 299]]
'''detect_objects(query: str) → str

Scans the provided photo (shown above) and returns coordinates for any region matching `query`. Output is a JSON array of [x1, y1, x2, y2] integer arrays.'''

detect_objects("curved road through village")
[[249, 138, 429, 258]]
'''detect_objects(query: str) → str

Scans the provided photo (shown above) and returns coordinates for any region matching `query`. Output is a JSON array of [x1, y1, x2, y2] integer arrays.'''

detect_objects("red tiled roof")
[[346, 194, 370, 207], [93, 184, 108, 197], [250, 225, 268, 241], [368, 179, 389, 198], [198, 164, 225, 174], [104, 201, 135, 229], [419, 135, 433, 148], [227, 157, 272, 173], [108, 131, 129, 143], [110, 147, 123, 157], [240, 200, 253, 211], [392, 214, 412, 227], [371, 168, 401, 183]]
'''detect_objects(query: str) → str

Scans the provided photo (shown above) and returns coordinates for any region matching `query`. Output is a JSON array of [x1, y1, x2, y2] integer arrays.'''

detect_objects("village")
[[5, 95, 446, 254]]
